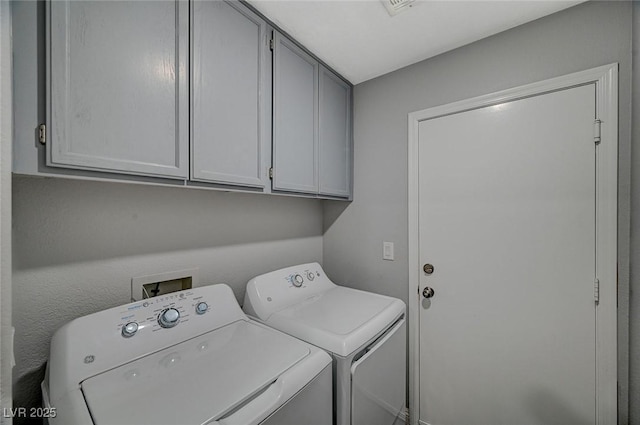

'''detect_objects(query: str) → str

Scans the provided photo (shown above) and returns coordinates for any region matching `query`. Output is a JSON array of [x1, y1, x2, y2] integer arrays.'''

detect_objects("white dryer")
[[243, 263, 406, 425], [42, 283, 332, 425]]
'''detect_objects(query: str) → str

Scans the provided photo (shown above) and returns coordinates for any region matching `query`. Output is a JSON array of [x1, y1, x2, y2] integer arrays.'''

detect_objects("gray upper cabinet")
[[272, 32, 319, 195], [319, 66, 351, 198], [35, 1, 352, 198], [191, 1, 269, 188], [272, 32, 352, 199], [47, 0, 188, 179]]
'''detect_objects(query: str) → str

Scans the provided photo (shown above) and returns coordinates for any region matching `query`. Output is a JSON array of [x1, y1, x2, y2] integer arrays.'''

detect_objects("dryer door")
[[350, 318, 406, 425]]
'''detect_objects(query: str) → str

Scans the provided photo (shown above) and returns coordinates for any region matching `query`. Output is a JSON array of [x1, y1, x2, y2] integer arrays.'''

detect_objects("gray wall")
[[323, 1, 634, 422], [11, 0, 324, 417]]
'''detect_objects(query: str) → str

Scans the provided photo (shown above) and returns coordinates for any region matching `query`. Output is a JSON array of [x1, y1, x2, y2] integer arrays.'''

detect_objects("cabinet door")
[[319, 67, 351, 198], [47, 0, 188, 179], [272, 33, 318, 194], [191, 1, 269, 188]]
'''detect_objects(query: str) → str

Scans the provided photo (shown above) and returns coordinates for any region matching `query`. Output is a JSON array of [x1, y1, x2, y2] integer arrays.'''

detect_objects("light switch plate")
[[383, 241, 395, 261]]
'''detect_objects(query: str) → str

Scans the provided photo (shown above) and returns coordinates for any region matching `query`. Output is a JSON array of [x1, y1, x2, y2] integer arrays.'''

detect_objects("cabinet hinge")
[[269, 167, 273, 179], [594, 278, 600, 304], [593, 119, 602, 145], [38, 123, 46, 145], [269, 38, 274, 51]]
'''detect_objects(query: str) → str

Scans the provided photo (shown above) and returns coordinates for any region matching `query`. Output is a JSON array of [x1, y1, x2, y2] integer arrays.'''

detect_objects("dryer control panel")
[[244, 262, 336, 320], [288, 269, 320, 288]]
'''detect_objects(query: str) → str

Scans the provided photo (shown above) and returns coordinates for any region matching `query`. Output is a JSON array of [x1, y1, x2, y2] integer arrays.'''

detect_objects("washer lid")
[[267, 287, 405, 357], [81, 320, 310, 425]]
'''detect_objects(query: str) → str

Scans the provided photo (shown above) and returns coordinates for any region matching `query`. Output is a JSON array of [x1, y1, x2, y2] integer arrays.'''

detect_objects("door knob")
[[422, 287, 435, 299], [423, 264, 434, 275]]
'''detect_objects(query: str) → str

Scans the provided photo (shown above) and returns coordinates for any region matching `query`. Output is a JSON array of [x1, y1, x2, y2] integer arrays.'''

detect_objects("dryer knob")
[[158, 308, 180, 328], [292, 274, 304, 287]]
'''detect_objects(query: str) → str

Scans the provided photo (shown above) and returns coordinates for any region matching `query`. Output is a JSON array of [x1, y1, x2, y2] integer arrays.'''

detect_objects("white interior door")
[[417, 84, 600, 425]]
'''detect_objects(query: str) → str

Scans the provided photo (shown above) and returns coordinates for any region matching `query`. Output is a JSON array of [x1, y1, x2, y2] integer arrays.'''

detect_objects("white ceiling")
[[247, 0, 585, 84]]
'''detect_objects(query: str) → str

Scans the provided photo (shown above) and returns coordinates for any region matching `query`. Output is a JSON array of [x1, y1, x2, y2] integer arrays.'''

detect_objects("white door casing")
[[408, 64, 618, 425], [0, 0, 13, 417]]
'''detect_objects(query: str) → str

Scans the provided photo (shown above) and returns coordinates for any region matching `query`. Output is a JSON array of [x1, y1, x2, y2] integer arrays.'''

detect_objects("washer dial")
[[121, 322, 139, 338], [158, 308, 180, 328], [196, 302, 208, 315], [306, 272, 315, 281]]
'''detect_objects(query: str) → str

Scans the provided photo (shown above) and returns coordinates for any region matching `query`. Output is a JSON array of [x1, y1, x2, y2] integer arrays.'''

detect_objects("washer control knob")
[[158, 308, 180, 328], [306, 272, 315, 281], [121, 322, 139, 338], [292, 274, 304, 287], [195, 302, 208, 315]]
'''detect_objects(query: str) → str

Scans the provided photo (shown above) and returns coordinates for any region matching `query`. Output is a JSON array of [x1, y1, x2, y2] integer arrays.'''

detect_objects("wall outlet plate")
[[131, 268, 200, 302]]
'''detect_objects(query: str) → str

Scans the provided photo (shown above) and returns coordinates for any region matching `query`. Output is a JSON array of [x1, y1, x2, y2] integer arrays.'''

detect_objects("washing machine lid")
[[266, 287, 405, 357], [81, 320, 310, 425]]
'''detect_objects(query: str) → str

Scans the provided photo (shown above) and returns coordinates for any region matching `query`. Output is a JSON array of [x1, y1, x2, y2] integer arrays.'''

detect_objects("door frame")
[[407, 63, 618, 425], [0, 0, 13, 414]]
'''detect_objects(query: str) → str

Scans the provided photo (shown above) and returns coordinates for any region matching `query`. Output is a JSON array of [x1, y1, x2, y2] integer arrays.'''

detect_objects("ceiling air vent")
[[381, 0, 416, 16]]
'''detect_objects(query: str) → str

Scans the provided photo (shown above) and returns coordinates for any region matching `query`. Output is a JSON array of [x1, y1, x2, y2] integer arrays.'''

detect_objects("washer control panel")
[[115, 290, 211, 338], [52, 284, 248, 386]]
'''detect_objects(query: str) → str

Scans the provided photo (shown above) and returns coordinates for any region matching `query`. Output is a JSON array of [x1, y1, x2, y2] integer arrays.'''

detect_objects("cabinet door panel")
[[191, 1, 267, 187], [319, 67, 351, 198], [272, 33, 318, 194], [47, 0, 188, 178]]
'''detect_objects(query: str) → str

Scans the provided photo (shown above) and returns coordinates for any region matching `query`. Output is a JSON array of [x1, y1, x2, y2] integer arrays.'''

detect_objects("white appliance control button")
[[158, 308, 180, 328], [121, 322, 139, 338], [195, 302, 208, 315], [306, 272, 315, 281], [292, 274, 304, 287]]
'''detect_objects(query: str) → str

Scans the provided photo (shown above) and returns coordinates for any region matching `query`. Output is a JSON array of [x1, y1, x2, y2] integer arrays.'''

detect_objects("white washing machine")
[[42, 283, 332, 425], [243, 263, 406, 425]]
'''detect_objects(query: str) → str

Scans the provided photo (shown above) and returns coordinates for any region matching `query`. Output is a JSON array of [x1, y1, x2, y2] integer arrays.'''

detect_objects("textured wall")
[[12, 177, 324, 420], [323, 1, 634, 421]]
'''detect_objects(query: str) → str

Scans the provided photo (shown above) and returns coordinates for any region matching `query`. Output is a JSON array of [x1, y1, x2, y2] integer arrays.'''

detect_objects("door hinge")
[[269, 167, 273, 179], [269, 36, 274, 51], [38, 123, 46, 145], [594, 278, 600, 304], [593, 119, 602, 145]]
